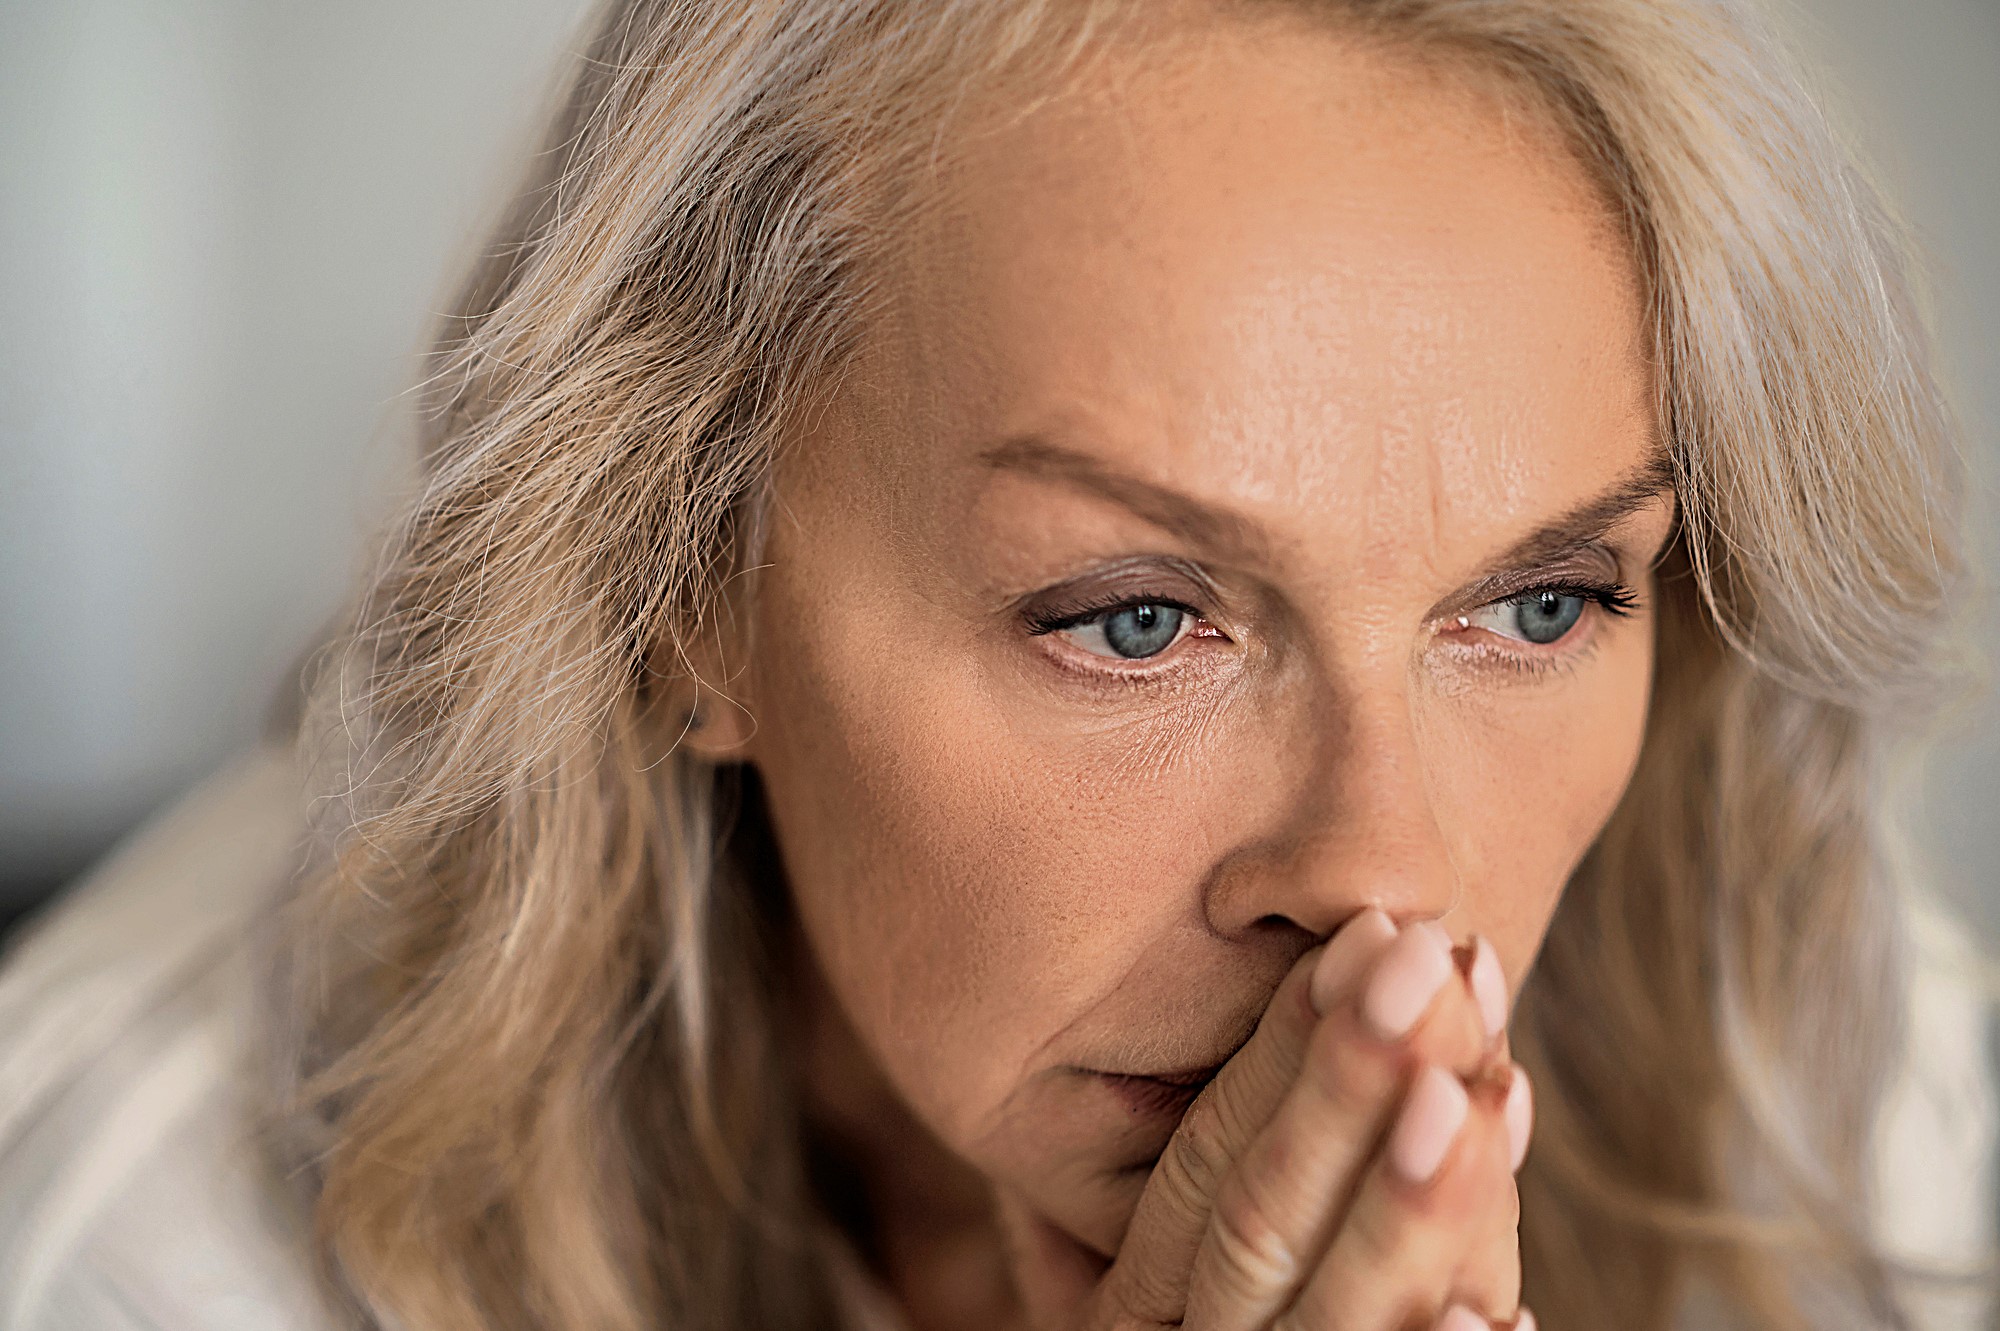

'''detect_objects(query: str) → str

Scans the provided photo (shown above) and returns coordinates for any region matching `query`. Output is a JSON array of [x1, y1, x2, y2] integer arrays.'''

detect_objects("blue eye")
[[1510, 590, 1585, 644], [1460, 581, 1638, 647], [1092, 603, 1185, 659], [1025, 597, 1197, 661]]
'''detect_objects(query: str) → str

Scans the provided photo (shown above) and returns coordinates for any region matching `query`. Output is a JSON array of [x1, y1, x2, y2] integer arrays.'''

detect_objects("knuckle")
[[1466, 1108, 1520, 1224], [1465, 1212, 1525, 1316], [1344, 1189, 1411, 1272], [1204, 1173, 1299, 1299]]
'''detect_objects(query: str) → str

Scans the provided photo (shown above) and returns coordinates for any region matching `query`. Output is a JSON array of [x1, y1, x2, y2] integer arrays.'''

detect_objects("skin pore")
[[685, 9, 1676, 1327]]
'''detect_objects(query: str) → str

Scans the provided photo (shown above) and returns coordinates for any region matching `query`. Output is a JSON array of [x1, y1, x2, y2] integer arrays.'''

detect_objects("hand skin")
[[994, 910, 1531, 1331]]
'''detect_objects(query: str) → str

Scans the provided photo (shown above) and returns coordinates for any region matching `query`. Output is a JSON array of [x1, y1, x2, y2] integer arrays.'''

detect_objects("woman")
[[0, 0, 1993, 1327]]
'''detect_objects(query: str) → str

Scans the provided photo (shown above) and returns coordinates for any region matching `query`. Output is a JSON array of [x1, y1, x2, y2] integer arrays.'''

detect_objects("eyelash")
[[1022, 593, 1206, 638], [1457, 579, 1640, 681], [1022, 578, 1641, 682]]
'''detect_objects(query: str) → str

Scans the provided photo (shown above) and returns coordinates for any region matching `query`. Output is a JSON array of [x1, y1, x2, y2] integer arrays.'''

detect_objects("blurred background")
[[1, 0, 1997, 945]]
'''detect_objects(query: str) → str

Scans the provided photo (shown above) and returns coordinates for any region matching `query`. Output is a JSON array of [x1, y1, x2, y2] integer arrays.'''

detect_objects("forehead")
[[844, 14, 1651, 578]]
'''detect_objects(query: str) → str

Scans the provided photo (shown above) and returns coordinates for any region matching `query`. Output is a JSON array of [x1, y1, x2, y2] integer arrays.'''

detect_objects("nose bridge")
[[1206, 659, 1461, 942], [1341, 695, 1460, 918]]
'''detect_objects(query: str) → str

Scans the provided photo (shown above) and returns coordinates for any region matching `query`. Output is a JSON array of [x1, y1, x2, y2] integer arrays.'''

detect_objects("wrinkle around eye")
[[1426, 582, 1640, 686], [1011, 600, 1245, 707]]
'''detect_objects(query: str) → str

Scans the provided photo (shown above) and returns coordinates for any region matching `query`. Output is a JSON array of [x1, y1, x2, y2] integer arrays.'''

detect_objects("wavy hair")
[[263, 1, 1978, 1328]]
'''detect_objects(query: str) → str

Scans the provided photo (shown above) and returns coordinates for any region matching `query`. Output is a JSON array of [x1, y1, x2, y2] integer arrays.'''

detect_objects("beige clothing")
[[0, 749, 329, 1330], [0, 747, 1993, 1330]]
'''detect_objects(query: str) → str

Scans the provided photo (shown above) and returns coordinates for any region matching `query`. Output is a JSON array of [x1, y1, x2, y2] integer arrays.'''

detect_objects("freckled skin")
[[685, 11, 1676, 1317]]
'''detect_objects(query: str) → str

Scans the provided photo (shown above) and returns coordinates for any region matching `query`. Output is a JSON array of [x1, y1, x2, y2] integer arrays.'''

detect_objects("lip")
[[1090, 1064, 1222, 1118]]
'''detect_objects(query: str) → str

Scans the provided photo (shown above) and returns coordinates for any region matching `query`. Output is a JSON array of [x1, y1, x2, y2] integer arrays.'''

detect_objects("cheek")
[[748, 589, 1240, 1149], [1425, 628, 1654, 965]]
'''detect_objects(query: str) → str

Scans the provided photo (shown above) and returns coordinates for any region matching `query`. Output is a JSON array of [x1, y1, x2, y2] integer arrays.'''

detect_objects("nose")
[[1202, 679, 1460, 945]]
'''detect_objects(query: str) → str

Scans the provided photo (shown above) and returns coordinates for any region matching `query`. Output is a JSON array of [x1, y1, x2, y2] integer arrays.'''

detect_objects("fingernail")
[[1504, 1062, 1534, 1173], [1469, 934, 1508, 1040], [1389, 1063, 1468, 1185], [1310, 907, 1398, 1016], [1515, 1307, 1538, 1331], [1436, 1303, 1489, 1331], [1361, 924, 1454, 1040]]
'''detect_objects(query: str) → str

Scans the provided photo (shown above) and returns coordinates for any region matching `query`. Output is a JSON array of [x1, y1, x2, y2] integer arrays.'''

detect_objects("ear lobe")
[[674, 680, 757, 761], [649, 582, 759, 764]]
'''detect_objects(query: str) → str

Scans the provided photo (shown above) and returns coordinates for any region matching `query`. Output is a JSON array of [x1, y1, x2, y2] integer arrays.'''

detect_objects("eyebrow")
[[976, 435, 1280, 565], [975, 432, 1677, 593]]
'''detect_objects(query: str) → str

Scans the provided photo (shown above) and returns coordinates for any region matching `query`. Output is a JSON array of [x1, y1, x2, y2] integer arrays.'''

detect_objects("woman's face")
[[698, 18, 1674, 1255]]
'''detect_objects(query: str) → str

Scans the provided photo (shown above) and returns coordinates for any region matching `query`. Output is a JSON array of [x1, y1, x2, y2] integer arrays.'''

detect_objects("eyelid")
[[1437, 577, 1640, 684], [1434, 543, 1626, 623], [1016, 581, 1235, 681], [1015, 551, 1641, 686], [1461, 582, 1630, 634], [1042, 601, 1206, 668], [1023, 592, 1206, 638], [1015, 555, 1228, 630]]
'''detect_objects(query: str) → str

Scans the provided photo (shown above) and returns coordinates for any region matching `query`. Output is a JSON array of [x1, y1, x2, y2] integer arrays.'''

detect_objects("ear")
[[647, 577, 759, 764]]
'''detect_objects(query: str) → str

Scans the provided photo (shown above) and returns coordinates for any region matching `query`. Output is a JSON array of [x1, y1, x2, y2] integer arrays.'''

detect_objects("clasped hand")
[[1003, 910, 1535, 1331]]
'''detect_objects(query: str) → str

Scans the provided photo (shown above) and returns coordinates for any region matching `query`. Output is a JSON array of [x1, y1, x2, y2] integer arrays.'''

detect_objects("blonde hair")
[[264, 1, 1978, 1328]]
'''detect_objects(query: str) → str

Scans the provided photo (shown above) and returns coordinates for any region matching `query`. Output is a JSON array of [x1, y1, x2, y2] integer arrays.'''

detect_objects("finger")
[[1432, 1302, 1539, 1331], [1504, 1063, 1533, 1176], [1451, 1191, 1523, 1327], [1274, 1061, 1515, 1331], [1181, 928, 1500, 1330], [1371, 926, 1508, 1084], [1437, 1308, 1492, 1331], [1103, 908, 1400, 1324], [1448, 1065, 1533, 1323], [1464, 934, 1510, 1056], [1459, 933, 1516, 1083]]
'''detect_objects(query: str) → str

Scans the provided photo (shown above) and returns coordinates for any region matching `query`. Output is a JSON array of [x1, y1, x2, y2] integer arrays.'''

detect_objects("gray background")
[[2, 0, 1996, 940]]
